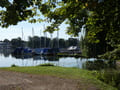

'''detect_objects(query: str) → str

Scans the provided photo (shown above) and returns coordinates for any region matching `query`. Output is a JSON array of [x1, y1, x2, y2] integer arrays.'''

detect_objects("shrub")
[[38, 63, 54, 66], [83, 60, 108, 70], [100, 47, 120, 60], [96, 70, 120, 89], [11, 64, 18, 67]]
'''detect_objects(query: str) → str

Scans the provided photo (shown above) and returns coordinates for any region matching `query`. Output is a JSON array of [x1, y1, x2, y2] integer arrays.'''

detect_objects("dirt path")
[[0, 70, 98, 90]]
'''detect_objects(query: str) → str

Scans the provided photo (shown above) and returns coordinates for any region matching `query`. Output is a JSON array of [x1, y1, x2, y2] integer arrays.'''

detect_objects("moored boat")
[[12, 47, 32, 55], [32, 48, 59, 56]]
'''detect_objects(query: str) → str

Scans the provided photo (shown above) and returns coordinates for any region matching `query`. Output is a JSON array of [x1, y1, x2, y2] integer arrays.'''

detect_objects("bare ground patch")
[[0, 70, 98, 90]]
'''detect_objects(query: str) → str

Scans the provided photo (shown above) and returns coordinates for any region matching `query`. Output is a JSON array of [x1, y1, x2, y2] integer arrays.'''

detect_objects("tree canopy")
[[0, 0, 120, 56]]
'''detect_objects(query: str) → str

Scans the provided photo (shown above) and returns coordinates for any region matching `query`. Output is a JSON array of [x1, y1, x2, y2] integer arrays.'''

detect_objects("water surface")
[[0, 49, 95, 68]]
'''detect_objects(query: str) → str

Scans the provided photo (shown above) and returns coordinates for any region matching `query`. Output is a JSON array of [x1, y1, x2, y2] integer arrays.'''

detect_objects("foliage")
[[11, 37, 25, 48], [11, 64, 18, 67], [80, 36, 108, 57], [38, 63, 54, 66], [0, 0, 35, 27], [96, 70, 120, 89], [100, 47, 120, 60], [3, 39, 10, 43], [1, 0, 120, 58], [83, 59, 116, 70], [66, 38, 79, 47], [27, 36, 79, 48], [83, 60, 108, 70], [57, 53, 81, 57], [27, 36, 51, 48], [1, 36, 79, 49], [58, 39, 66, 48]]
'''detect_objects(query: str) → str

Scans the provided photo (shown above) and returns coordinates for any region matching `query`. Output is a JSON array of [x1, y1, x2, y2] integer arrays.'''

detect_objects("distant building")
[[0, 42, 12, 49]]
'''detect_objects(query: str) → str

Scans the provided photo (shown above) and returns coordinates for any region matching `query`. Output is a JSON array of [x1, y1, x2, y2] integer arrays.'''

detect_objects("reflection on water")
[[0, 49, 13, 57], [83, 59, 116, 70], [0, 49, 103, 68], [83, 60, 107, 70]]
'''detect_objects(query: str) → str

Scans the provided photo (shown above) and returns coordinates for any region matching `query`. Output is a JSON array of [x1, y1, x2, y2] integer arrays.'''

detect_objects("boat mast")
[[32, 27, 34, 48], [57, 30, 59, 48], [50, 33, 53, 48], [40, 29, 41, 48], [21, 27, 24, 48], [44, 25, 46, 48], [21, 27, 24, 40]]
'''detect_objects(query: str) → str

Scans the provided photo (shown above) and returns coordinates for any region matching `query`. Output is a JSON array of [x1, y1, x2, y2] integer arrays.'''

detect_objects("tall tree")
[[11, 37, 24, 48]]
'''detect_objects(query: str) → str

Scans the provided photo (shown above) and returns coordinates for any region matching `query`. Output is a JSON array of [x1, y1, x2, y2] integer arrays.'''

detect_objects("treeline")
[[3, 36, 79, 48]]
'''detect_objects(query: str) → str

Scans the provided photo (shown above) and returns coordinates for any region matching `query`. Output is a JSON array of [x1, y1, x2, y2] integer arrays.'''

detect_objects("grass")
[[0, 66, 117, 90]]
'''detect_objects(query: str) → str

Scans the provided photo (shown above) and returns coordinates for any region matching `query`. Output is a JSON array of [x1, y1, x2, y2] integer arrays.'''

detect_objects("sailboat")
[[32, 27, 43, 55], [32, 25, 60, 56], [12, 27, 32, 55]]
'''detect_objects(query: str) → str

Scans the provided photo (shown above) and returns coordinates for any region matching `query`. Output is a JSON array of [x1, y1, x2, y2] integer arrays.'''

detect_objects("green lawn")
[[0, 66, 117, 90]]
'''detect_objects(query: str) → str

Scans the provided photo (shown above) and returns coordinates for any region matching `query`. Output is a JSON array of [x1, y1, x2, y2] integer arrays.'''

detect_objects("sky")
[[0, 21, 72, 41], [0, 0, 83, 41], [0, 1, 71, 41]]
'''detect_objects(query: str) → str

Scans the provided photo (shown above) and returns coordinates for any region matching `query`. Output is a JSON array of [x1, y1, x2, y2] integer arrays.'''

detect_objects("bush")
[[83, 60, 108, 70], [11, 64, 18, 67], [100, 47, 120, 60], [96, 70, 120, 89], [38, 63, 54, 66]]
